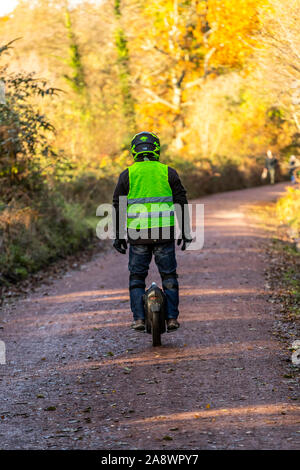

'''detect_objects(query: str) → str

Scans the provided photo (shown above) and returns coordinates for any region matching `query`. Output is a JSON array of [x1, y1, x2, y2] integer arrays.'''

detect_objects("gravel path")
[[0, 182, 299, 449]]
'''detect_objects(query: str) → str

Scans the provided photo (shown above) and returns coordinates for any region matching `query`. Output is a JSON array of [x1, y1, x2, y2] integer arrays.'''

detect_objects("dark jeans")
[[128, 241, 179, 321]]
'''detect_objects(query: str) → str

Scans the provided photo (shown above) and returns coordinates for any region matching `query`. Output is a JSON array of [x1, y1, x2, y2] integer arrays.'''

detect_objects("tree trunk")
[[114, 0, 136, 133]]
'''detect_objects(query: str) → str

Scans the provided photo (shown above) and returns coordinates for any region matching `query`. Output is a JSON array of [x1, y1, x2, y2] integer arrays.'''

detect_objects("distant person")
[[288, 155, 300, 184], [262, 149, 278, 185]]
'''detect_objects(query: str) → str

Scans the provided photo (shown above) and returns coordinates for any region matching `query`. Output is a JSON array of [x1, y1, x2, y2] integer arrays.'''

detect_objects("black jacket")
[[265, 157, 278, 170], [112, 158, 190, 244]]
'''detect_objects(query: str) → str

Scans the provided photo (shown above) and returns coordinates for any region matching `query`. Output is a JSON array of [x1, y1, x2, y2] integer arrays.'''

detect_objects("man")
[[289, 155, 300, 184], [262, 149, 278, 185], [112, 131, 192, 332]]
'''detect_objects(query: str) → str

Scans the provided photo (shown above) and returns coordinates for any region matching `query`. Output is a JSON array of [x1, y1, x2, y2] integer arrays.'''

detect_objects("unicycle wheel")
[[152, 311, 161, 347]]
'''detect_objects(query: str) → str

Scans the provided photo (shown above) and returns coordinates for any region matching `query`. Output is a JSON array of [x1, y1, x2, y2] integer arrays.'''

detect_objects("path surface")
[[0, 182, 299, 450]]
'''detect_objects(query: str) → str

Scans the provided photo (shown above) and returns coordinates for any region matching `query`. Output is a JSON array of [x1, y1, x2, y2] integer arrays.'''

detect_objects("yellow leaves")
[[99, 150, 132, 173], [132, 1, 209, 134], [276, 188, 300, 235], [207, 0, 268, 70], [100, 156, 109, 169], [0, 15, 10, 24], [0, 206, 38, 232], [193, 404, 211, 418], [133, 0, 270, 141]]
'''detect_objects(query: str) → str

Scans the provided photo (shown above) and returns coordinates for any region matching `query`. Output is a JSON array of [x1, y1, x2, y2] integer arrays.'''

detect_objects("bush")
[[166, 154, 266, 199], [276, 187, 300, 239], [0, 42, 95, 286], [0, 191, 94, 283]]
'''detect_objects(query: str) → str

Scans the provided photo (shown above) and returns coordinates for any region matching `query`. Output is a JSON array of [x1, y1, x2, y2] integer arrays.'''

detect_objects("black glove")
[[113, 239, 128, 254], [177, 236, 192, 251]]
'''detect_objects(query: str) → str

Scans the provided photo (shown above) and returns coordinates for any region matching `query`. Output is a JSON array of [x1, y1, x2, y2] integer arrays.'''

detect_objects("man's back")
[[265, 156, 277, 169], [113, 158, 189, 245]]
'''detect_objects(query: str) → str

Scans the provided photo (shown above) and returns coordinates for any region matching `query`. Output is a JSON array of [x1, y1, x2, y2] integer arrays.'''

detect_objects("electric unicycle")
[[143, 282, 167, 347]]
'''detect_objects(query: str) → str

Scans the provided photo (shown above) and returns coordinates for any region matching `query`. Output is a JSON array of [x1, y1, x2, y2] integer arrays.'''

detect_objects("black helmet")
[[130, 131, 160, 161]]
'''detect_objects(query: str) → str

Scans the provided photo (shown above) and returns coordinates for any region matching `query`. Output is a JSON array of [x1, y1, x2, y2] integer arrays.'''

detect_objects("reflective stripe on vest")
[[127, 210, 175, 219], [127, 161, 175, 230], [127, 196, 173, 205]]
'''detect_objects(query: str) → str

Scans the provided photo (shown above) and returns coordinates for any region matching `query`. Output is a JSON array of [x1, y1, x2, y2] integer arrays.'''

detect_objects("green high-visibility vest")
[[127, 161, 175, 230]]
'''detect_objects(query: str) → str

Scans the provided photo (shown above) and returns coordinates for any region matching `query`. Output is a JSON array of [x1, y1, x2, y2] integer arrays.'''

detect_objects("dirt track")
[[0, 182, 299, 450]]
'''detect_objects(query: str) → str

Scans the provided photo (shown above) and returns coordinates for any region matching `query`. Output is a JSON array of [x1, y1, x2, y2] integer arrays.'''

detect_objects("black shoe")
[[167, 318, 180, 331], [131, 319, 145, 331]]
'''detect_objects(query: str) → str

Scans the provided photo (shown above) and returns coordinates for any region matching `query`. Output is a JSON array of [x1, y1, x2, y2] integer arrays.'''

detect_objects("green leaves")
[[0, 42, 60, 201], [64, 9, 86, 96]]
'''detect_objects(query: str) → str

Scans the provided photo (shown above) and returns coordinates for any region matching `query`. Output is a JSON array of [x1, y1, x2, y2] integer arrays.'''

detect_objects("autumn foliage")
[[0, 0, 299, 283]]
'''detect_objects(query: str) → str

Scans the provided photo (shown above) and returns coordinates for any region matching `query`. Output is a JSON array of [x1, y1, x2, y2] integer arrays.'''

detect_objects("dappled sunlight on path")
[[1, 183, 299, 450]]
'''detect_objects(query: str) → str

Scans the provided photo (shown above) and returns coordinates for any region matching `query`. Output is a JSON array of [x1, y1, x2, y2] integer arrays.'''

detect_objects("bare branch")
[[143, 88, 178, 110], [204, 47, 216, 76], [293, 112, 300, 131], [183, 77, 204, 90]]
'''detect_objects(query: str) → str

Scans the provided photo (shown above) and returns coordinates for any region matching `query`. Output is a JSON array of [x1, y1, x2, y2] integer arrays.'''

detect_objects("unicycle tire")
[[152, 311, 161, 347]]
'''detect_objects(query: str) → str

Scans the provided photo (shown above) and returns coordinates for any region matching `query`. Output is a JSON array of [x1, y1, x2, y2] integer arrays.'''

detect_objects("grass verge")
[[252, 198, 300, 377]]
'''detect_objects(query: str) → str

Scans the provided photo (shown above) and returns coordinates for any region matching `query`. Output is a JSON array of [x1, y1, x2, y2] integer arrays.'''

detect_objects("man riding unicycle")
[[112, 132, 191, 332]]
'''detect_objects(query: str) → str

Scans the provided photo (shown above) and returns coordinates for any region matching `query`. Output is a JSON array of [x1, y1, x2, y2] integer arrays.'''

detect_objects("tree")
[[114, 0, 136, 134], [64, 7, 87, 98], [0, 41, 59, 201], [206, 0, 265, 71], [131, 0, 208, 150], [258, 0, 300, 132], [131, 0, 266, 151]]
